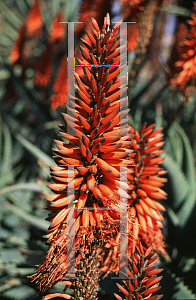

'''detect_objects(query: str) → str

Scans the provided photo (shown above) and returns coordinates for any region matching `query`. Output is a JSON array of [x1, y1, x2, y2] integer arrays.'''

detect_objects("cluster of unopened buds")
[[29, 13, 166, 300]]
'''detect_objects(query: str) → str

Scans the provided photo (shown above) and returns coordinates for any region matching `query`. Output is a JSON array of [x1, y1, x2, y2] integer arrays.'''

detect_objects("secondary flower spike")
[[114, 242, 163, 300], [98, 123, 168, 276], [127, 124, 167, 256], [170, 2, 196, 96], [29, 14, 132, 293]]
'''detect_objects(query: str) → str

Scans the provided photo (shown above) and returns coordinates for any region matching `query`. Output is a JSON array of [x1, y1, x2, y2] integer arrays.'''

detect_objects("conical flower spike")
[[114, 242, 163, 300], [127, 124, 167, 256]]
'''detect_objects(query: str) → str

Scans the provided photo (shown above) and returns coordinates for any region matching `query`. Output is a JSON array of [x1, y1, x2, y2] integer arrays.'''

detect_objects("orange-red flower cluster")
[[9, 0, 43, 66], [49, 57, 68, 110], [33, 11, 66, 89], [49, 12, 65, 44], [29, 12, 166, 300], [99, 124, 167, 276], [9, 0, 68, 108], [47, 14, 130, 232], [30, 15, 132, 292], [26, 0, 43, 37], [127, 124, 167, 256], [170, 2, 196, 95], [75, 0, 113, 42], [10, 0, 43, 66], [122, 0, 161, 52], [75, 0, 113, 81], [114, 242, 163, 300], [9, 23, 26, 65], [122, 0, 146, 52]]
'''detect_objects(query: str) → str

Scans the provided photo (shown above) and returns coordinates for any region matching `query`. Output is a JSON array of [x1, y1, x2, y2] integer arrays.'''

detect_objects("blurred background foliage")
[[0, 0, 196, 299]]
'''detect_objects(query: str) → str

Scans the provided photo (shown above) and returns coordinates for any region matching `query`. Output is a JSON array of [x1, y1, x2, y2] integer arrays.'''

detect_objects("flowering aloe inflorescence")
[[30, 13, 131, 292], [29, 13, 166, 300]]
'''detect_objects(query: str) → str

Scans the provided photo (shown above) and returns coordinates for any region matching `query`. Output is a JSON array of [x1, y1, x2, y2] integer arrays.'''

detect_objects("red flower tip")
[[26, 0, 43, 37]]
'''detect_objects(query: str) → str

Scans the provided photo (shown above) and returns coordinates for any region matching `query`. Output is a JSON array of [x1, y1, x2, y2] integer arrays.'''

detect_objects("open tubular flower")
[[29, 14, 132, 292], [99, 215, 137, 276], [127, 124, 167, 256], [114, 242, 163, 300], [42, 240, 101, 300]]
